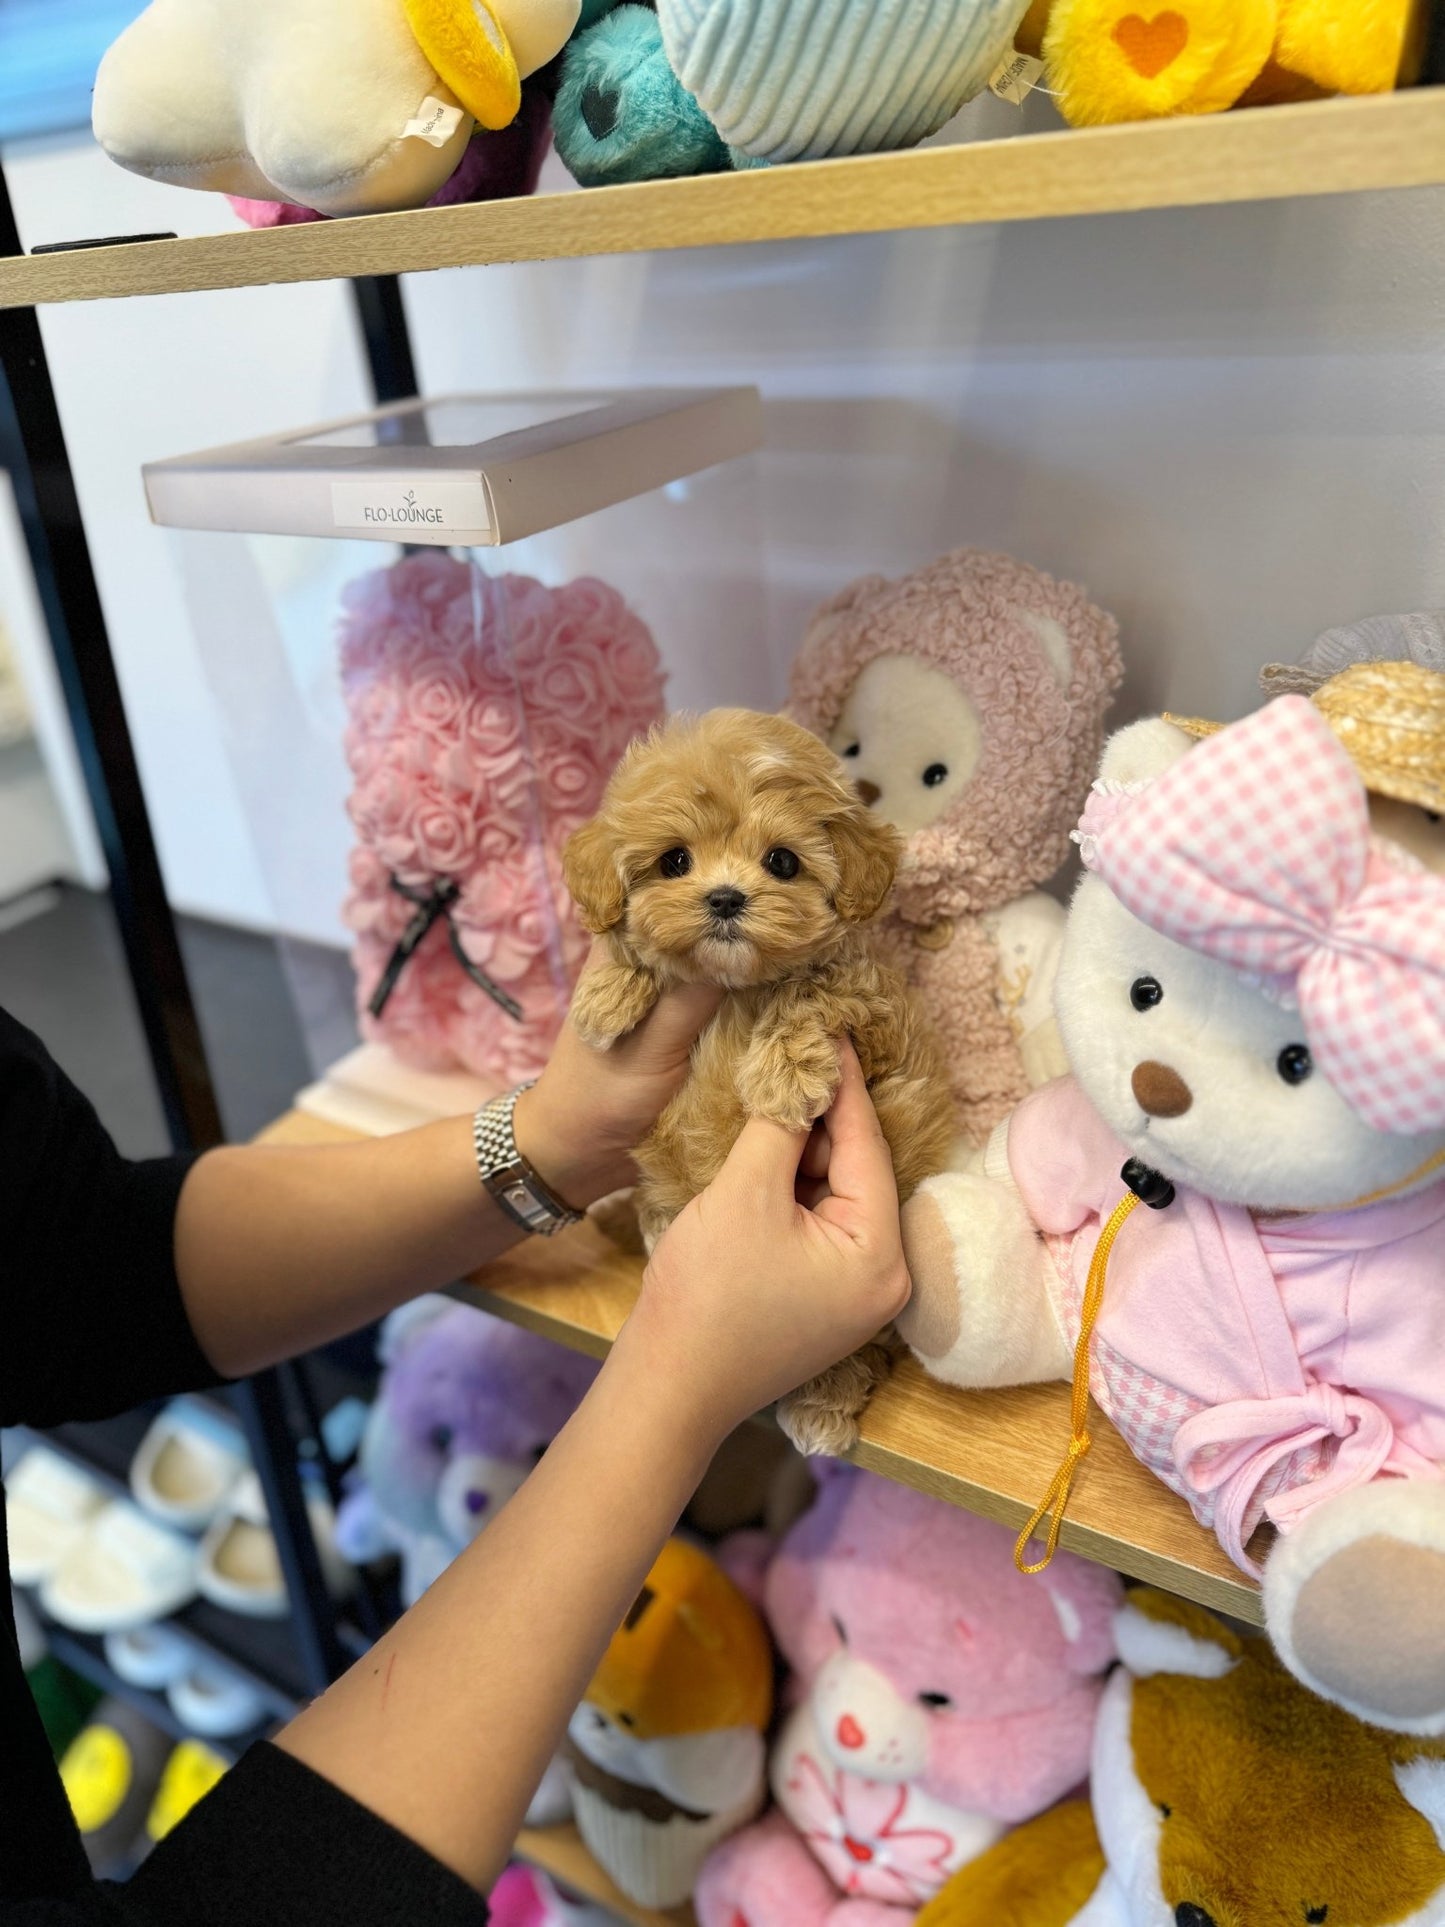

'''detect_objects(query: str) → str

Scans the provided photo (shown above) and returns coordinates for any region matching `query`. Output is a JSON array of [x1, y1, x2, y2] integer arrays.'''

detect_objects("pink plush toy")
[[340, 554, 665, 1085], [789, 550, 1122, 1146], [695, 1467, 1121, 1927]]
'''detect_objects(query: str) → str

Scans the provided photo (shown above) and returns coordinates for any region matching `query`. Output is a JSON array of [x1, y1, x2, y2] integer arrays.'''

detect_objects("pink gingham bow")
[[1076, 696, 1445, 1136]]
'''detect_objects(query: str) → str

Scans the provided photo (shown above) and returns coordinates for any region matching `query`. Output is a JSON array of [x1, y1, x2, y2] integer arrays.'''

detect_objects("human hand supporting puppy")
[[617, 1038, 912, 1443]]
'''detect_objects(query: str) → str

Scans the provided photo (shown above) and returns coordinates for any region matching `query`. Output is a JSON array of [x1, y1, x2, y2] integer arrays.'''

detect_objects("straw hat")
[[1258, 609, 1445, 697], [1166, 660, 1445, 815]]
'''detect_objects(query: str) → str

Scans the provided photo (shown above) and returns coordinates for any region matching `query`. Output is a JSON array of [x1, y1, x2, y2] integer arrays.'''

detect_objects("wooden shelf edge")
[[4, 93, 1442, 308], [514, 1822, 696, 1926], [260, 1104, 1263, 1623]]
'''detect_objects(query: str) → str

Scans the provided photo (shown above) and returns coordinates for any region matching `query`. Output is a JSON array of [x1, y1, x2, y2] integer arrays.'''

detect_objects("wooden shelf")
[[514, 1822, 695, 1926], [4, 93, 1443, 310], [258, 1106, 1264, 1621]]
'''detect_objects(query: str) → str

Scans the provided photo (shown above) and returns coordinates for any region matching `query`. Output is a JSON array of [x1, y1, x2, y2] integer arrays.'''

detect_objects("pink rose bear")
[[695, 1467, 1121, 1927]]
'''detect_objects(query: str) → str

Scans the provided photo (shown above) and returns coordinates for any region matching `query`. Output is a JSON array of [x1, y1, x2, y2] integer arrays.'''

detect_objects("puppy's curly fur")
[[564, 709, 956, 1455]]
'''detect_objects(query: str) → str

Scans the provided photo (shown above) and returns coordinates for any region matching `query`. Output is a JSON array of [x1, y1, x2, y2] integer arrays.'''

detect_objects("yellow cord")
[[1344, 1142, 1445, 1211], [1015, 1191, 1142, 1576]]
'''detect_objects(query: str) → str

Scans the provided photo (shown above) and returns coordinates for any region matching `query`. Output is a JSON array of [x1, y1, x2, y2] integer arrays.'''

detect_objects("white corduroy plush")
[[657, 0, 1031, 162]]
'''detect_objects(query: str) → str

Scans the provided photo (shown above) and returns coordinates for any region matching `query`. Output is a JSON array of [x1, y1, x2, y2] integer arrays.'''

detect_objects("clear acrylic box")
[[150, 390, 773, 1132]]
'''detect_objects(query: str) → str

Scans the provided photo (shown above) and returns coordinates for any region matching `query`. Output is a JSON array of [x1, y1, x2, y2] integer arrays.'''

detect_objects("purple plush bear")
[[338, 1297, 598, 1607]]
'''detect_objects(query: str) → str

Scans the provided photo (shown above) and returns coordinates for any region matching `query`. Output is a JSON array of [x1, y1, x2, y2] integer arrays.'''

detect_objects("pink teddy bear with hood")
[[789, 549, 1123, 1149], [695, 1466, 1121, 1927]]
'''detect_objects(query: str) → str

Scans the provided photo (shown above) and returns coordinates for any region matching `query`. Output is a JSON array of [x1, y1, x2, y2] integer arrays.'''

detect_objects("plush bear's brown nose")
[[856, 780, 881, 807], [1132, 1061, 1193, 1118]]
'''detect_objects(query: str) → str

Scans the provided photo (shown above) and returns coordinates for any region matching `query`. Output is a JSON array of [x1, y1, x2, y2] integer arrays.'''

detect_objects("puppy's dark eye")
[[922, 763, 949, 788], [765, 847, 801, 881], [428, 1424, 454, 1454], [1278, 1044, 1313, 1086], [658, 847, 692, 878], [843, 743, 860, 758], [917, 1691, 953, 1710], [1427, 810, 1441, 826], [831, 1615, 847, 1646], [1130, 976, 1163, 1011], [1158, 1802, 1172, 1819]]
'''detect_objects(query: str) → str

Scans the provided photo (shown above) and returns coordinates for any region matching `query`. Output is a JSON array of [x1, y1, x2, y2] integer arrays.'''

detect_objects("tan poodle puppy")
[[564, 709, 956, 1454]]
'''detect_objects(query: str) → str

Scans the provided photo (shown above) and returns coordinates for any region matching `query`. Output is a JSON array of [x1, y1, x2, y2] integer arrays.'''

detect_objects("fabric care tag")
[[989, 51, 1046, 105], [404, 96, 465, 147]]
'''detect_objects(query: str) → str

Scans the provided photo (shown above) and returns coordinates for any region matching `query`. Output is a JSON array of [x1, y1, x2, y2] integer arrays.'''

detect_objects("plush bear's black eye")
[[831, 1615, 847, 1646], [922, 763, 949, 788], [1305, 1909, 1328, 1924], [1131, 976, 1164, 1011], [658, 847, 691, 878], [765, 847, 801, 880], [428, 1424, 454, 1454], [917, 1691, 953, 1710], [1278, 1044, 1313, 1086], [843, 743, 861, 758]]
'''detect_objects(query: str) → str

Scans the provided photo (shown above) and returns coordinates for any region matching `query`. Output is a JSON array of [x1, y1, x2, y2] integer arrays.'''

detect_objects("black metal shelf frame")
[[0, 154, 422, 1709]]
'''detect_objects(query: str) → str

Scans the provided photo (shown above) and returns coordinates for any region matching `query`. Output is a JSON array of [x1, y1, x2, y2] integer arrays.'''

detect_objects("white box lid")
[[142, 388, 763, 547]]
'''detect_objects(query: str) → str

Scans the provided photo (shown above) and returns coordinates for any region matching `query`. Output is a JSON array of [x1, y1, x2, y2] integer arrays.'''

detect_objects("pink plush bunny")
[[695, 1467, 1121, 1927]]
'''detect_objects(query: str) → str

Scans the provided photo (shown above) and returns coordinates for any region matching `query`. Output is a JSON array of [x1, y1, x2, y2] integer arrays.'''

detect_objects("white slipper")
[[130, 1397, 248, 1533], [197, 1471, 351, 1619], [40, 1501, 198, 1634], [104, 1623, 193, 1692], [167, 1661, 268, 1739], [7, 1448, 110, 1587]]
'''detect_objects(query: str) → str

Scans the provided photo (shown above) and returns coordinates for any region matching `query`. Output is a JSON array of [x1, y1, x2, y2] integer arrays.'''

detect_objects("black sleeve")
[[3, 1749, 489, 1927], [129, 1746, 491, 1927], [0, 1006, 221, 1429]]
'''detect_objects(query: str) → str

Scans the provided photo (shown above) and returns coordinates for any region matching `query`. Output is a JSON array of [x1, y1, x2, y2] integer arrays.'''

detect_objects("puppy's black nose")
[[580, 81, 620, 141], [1176, 1907, 1216, 1927], [707, 888, 747, 922]]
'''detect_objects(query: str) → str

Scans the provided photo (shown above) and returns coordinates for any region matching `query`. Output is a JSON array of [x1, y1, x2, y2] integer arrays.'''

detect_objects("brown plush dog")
[[563, 709, 956, 1455]]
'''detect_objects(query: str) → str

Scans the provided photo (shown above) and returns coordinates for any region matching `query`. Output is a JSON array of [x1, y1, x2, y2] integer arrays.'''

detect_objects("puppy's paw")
[[738, 1028, 840, 1132], [571, 959, 658, 1049], [777, 1341, 897, 1458]]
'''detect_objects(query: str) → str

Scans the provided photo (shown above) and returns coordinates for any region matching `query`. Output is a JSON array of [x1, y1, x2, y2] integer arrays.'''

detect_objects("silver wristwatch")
[[473, 1082, 584, 1238]]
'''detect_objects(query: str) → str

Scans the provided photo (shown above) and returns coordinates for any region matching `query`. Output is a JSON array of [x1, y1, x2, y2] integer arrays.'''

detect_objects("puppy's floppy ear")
[[563, 815, 627, 934], [831, 803, 900, 923]]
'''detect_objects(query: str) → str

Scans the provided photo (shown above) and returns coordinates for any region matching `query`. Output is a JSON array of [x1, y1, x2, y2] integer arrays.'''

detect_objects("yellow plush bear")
[[1015, 0, 1423, 124]]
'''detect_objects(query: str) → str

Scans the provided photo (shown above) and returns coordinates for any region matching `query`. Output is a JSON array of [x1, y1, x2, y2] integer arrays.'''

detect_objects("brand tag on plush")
[[989, 51, 1045, 104], [404, 96, 464, 147]]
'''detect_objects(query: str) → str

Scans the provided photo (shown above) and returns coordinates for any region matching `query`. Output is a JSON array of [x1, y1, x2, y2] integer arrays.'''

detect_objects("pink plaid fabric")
[[1079, 697, 1445, 1135]]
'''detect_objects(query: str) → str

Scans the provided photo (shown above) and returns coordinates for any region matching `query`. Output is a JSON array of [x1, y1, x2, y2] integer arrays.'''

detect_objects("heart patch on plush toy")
[[1112, 10, 1190, 76]]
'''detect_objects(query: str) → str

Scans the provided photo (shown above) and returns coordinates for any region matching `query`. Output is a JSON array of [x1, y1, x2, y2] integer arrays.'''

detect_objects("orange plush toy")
[[565, 1540, 774, 1911], [1014, 0, 1424, 125]]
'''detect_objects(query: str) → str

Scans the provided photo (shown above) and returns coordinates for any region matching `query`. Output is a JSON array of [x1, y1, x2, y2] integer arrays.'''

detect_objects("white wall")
[[5, 125, 1444, 931]]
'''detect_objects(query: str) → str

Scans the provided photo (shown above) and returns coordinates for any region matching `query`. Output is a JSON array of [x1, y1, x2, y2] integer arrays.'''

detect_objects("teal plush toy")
[[556, 0, 1033, 188], [554, 3, 730, 186]]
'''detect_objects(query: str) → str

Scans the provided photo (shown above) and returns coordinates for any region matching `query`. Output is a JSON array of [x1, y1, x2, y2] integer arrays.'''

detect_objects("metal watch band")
[[473, 1082, 583, 1238]]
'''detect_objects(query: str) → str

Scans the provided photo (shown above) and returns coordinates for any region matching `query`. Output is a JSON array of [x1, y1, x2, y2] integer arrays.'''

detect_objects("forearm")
[[274, 1313, 718, 1894], [174, 1091, 618, 1379]]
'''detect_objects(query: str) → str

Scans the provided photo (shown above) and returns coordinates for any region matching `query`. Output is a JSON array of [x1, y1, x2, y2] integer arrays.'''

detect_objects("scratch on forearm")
[[380, 1651, 397, 1713]]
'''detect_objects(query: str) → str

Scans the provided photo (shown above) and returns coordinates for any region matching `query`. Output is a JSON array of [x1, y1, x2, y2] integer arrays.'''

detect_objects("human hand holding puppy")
[[618, 1037, 912, 1442]]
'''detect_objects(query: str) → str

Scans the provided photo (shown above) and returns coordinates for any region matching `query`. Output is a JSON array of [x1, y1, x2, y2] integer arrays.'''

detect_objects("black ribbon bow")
[[368, 875, 524, 1023]]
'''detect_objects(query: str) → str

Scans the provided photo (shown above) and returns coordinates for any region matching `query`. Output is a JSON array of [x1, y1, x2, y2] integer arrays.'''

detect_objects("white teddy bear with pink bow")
[[898, 667, 1445, 1735]]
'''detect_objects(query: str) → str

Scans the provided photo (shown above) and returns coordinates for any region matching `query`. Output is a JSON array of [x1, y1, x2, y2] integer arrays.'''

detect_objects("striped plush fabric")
[[657, 0, 1031, 162]]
